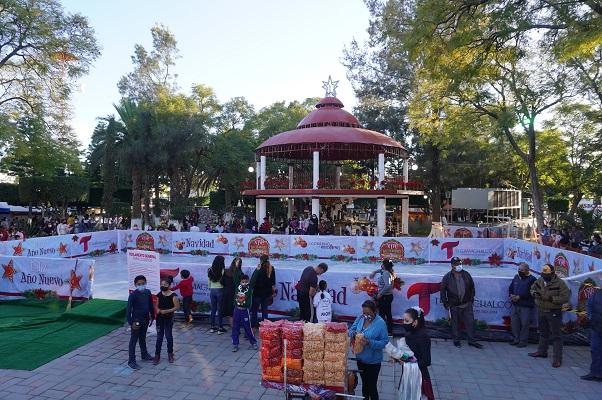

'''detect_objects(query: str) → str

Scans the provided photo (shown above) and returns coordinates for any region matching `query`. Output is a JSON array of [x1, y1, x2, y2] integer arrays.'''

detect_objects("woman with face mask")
[[403, 307, 434, 400], [348, 300, 389, 400], [154, 279, 180, 364]]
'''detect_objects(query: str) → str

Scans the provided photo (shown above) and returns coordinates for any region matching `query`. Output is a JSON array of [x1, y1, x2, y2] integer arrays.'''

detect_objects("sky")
[[61, 0, 371, 148]]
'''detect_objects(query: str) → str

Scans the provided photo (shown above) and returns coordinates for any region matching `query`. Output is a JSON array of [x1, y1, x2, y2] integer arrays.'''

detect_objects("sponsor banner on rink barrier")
[[171, 231, 229, 255], [0, 256, 94, 299], [427, 238, 506, 266], [355, 236, 430, 264], [225, 233, 291, 259], [444, 225, 489, 239], [120, 230, 172, 254], [288, 235, 357, 262]]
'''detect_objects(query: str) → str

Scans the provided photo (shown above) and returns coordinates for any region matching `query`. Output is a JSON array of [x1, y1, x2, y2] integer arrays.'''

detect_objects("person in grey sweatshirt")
[[370, 258, 395, 334]]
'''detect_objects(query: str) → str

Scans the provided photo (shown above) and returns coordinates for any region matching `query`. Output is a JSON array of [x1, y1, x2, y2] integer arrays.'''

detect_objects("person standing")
[[509, 262, 537, 347], [126, 275, 155, 370], [402, 307, 434, 400], [251, 254, 276, 327], [153, 280, 180, 364], [370, 258, 395, 334], [231, 274, 258, 352], [582, 286, 602, 381], [349, 300, 389, 400], [171, 269, 194, 323], [207, 256, 226, 334], [222, 257, 242, 327], [313, 280, 333, 323], [528, 264, 571, 368], [297, 263, 328, 322], [440, 257, 483, 349]]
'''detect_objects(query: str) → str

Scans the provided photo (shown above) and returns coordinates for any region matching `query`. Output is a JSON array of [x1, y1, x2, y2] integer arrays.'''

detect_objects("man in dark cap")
[[582, 284, 602, 381], [440, 257, 483, 348], [509, 262, 537, 347], [528, 264, 571, 368]]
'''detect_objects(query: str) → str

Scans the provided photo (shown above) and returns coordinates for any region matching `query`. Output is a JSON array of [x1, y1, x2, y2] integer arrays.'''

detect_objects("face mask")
[[160, 286, 169, 292], [518, 271, 528, 277], [403, 322, 415, 331], [363, 314, 374, 321], [454, 265, 463, 272], [136, 285, 146, 291], [541, 273, 552, 282]]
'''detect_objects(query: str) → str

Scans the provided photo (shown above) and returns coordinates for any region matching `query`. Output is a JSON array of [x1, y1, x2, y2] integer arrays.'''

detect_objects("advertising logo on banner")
[[0, 256, 94, 299], [225, 234, 290, 259], [289, 235, 357, 261], [171, 232, 228, 255], [247, 235, 270, 256], [71, 230, 118, 257], [428, 238, 505, 266], [444, 225, 488, 238], [127, 249, 161, 293], [356, 237, 430, 265]]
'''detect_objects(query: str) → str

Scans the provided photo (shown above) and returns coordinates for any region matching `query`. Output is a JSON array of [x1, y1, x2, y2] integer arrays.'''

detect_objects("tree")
[[0, 0, 99, 114], [117, 24, 179, 101]]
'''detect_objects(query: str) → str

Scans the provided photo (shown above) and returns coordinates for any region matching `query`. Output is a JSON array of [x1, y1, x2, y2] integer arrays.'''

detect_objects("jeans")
[[298, 292, 313, 322], [155, 316, 174, 355], [210, 288, 224, 328], [357, 360, 381, 400], [182, 295, 192, 320], [537, 310, 563, 363], [450, 303, 476, 342], [377, 294, 393, 333], [591, 330, 602, 376], [128, 319, 149, 362], [251, 296, 269, 327], [232, 308, 256, 346], [511, 305, 533, 345]]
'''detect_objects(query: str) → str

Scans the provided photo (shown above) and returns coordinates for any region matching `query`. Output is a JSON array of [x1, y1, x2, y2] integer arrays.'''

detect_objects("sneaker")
[[232, 346, 239, 352], [250, 343, 258, 350], [152, 355, 160, 365], [552, 361, 561, 368], [141, 353, 154, 361], [218, 327, 227, 334], [453, 341, 461, 348], [468, 342, 483, 349], [209, 327, 217, 333], [580, 374, 602, 381], [528, 352, 547, 358], [168, 353, 174, 363], [128, 361, 141, 370], [509, 341, 519, 346]]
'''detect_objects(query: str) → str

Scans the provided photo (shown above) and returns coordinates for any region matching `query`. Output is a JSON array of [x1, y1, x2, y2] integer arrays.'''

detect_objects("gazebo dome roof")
[[256, 97, 406, 161]]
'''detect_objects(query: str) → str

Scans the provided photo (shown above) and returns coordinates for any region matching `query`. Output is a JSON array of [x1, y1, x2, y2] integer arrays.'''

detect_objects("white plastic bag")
[[386, 338, 422, 400]]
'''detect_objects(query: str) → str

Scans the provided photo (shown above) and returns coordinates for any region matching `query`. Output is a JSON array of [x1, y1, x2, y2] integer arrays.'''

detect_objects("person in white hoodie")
[[313, 280, 332, 323]]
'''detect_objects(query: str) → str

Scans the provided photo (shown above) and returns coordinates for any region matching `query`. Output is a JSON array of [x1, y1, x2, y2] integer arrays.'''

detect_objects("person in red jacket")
[[172, 269, 194, 323]]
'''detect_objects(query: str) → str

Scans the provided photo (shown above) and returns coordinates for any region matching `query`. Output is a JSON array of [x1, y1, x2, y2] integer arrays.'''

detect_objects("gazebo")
[[243, 80, 424, 236]]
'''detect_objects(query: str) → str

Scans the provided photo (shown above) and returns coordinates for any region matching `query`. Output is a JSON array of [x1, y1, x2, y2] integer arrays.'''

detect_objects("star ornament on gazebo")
[[2, 260, 16, 281], [321, 75, 339, 97]]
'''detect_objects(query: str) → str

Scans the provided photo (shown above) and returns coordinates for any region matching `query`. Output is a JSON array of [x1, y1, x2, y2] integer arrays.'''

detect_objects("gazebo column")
[[335, 164, 341, 189], [378, 153, 385, 188], [287, 164, 294, 219], [258, 156, 267, 221], [401, 159, 410, 234], [377, 197, 386, 236], [312, 151, 320, 217], [255, 160, 261, 221]]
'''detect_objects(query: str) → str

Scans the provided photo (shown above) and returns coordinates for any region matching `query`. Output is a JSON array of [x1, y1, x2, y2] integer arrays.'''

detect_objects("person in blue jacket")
[[349, 299, 389, 400]]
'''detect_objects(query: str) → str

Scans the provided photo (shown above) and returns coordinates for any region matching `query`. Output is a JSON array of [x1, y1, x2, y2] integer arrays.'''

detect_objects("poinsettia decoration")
[[108, 242, 118, 253], [2, 259, 16, 281], [69, 269, 82, 291], [430, 239, 440, 246], [58, 242, 68, 255], [488, 253, 502, 266]]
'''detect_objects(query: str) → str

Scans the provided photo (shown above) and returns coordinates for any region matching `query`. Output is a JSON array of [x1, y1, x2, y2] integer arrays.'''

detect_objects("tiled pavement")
[[0, 320, 600, 400]]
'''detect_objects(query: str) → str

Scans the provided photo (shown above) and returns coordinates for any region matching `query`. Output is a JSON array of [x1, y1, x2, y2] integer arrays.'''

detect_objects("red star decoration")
[[430, 239, 440, 246], [69, 270, 82, 291], [488, 253, 502, 266], [109, 242, 117, 253], [2, 260, 16, 281], [13, 243, 23, 256], [58, 242, 68, 255], [71, 235, 79, 242], [33, 288, 46, 299]]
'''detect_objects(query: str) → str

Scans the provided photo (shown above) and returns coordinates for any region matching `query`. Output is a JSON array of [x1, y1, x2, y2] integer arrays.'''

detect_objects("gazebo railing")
[[241, 174, 424, 191]]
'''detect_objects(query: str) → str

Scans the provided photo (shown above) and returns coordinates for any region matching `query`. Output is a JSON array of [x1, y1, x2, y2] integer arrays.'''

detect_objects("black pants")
[[357, 360, 381, 400], [450, 303, 476, 342], [155, 316, 174, 355], [377, 294, 393, 333], [182, 295, 192, 320], [128, 319, 149, 362], [298, 292, 313, 322], [537, 310, 563, 362]]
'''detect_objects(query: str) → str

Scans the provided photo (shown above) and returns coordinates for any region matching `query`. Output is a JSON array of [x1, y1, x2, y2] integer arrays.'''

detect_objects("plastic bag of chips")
[[282, 321, 304, 339], [284, 339, 303, 351], [302, 339, 324, 353], [302, 359, 324, 372], [303, 322, 325, 341], [263, 365, 282, 376], [285, 358, 302, 370], [259, 320, 283, 340], [261, 354, 282, 368], [261, 344, 282, 359], [262, 373, 283, 382], [324, 322, 348, 333], [286, 347, 303, 359], [352, 333, 365, 354], [325, 331, 348, 343], [322, 355, 346, 370]]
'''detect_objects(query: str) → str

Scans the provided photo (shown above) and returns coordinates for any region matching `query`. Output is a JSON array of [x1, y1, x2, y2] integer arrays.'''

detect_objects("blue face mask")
[[454, 265, 463, 272], [136, 284, 146, 291], [363, 313, 374, 321]]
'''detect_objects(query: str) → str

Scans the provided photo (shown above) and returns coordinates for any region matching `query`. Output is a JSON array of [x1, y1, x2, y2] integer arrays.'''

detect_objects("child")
[[313, 280, 332, 323], [231, 274, 258, 352], [126, 275, 155, 370], [172, 269, 194, 323], [154, 279, 180, 365]]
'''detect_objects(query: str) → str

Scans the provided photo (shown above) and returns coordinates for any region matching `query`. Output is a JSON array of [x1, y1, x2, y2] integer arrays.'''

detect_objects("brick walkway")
[[0, 320, 599, 400]]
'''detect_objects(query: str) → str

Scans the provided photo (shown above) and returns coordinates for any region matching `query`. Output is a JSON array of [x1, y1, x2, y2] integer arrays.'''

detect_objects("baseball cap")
[[450, 257, 462, 265]]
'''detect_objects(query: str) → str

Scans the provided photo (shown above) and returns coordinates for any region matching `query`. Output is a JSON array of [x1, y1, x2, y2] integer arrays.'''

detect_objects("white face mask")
[[454, 265, 463, 272]]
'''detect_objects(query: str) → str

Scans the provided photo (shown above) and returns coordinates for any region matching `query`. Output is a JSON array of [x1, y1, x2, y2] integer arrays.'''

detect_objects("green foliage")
[[0, 183, 20, 205], [19, 176, 89, 208], [547, 198, 569, 213]]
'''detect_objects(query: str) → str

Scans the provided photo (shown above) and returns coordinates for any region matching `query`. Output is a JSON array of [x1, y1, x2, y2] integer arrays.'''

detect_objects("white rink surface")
[[89, 252, 517, 301]]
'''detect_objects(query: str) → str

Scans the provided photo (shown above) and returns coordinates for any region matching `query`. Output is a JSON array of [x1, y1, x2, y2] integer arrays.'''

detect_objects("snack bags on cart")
[[259, 320, 284, 382], [323, 322, 349, 388], [303, 323, 325, 385], [282, 321, 304, 384]]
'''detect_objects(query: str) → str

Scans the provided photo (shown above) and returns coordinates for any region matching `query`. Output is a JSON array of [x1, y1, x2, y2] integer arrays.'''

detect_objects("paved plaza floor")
[[0, 320, 600, 400]]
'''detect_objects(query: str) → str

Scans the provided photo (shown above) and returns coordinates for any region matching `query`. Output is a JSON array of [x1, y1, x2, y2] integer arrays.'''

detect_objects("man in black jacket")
[[440, 257, 483, 349]]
